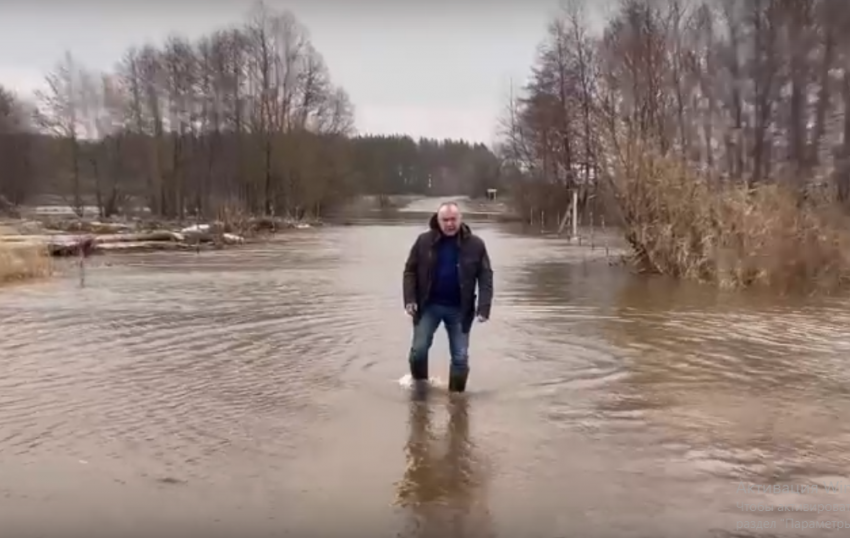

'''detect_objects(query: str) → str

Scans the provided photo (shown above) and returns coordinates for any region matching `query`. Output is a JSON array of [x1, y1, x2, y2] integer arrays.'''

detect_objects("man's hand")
[[405, 303, 418, 317]]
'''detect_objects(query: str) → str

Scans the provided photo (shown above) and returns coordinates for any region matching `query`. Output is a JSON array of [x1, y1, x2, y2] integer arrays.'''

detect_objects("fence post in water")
[[571, 189, 578, 244], [78, 238, 86, 288], [602, 215, 609, 259], [590, 206, 595, 250]]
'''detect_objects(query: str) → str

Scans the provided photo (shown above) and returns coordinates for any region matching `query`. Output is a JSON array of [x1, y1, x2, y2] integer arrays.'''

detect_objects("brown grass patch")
[[0, 240, 53, 284], [607, 142, 850, 293]]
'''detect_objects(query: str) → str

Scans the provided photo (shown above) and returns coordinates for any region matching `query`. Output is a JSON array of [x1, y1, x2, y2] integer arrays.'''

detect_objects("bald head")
[[436, 202, 462, 236]]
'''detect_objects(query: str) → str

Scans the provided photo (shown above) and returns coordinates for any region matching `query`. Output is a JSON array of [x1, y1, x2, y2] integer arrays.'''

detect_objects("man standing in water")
[[403, 202, 494, 393]]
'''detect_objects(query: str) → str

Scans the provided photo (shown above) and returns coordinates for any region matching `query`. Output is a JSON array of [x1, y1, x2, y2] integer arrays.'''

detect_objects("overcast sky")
[[0, 0, 610, 145]]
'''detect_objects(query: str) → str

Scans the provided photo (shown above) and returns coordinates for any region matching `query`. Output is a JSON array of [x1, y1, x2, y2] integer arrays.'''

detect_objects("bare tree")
[[35, 51, 86, 215]]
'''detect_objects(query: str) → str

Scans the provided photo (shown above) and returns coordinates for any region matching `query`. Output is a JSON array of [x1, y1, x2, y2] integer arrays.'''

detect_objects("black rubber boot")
[[409, 360, 429, 382], [448, 369, 469, 393]]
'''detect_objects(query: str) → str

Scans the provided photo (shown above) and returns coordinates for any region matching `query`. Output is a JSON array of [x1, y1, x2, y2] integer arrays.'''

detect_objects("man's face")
[[437, 205, 461, 236]]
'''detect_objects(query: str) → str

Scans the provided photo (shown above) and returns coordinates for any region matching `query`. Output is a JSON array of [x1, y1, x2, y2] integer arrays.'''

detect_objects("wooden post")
[[78, 243, 85, 288], [556, 200, 571, 236], [602, 215, 609, 259], [571, 189, 578, 243]]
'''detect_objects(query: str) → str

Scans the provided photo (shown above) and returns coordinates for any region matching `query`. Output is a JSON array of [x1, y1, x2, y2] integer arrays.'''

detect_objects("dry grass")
[[607, 142, 850, 292], [0, 239, 53, 285]]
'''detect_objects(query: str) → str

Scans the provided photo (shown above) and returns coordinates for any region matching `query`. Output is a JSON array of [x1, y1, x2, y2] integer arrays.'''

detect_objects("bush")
[[607, 142, 850, 292], [0, 241, 53, 284]]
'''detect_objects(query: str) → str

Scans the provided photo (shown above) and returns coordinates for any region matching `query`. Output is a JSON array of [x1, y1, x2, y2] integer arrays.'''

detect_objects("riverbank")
[[0, 214, 320, 286]]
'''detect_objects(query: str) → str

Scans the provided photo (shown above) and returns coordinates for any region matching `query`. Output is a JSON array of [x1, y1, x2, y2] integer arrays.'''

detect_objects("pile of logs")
[[0, 224, 245, 258]]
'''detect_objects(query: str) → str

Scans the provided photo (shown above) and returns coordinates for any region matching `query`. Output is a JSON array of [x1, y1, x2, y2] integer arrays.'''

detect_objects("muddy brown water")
[[2, 222, 850, 538]]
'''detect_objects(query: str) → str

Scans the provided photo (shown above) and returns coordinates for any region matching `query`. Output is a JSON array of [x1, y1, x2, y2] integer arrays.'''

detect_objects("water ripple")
[[2, 223, 850, 536]]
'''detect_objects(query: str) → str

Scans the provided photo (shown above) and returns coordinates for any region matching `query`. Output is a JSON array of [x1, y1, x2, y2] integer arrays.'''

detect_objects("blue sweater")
[[430, 235, 461, 306]]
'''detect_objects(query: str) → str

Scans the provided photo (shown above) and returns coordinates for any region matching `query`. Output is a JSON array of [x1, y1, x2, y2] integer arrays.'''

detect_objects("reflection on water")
[[2, 221, 850, 536], [395, 392, 492, 538]]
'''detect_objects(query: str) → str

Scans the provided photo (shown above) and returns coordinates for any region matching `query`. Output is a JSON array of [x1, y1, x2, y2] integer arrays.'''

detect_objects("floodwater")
[[2, 221, 850, 538]]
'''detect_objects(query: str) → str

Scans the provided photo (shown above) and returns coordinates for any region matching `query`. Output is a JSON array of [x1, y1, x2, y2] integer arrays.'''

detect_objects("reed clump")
[[0, 239, 53, 284], [608, 142, 850, 292]]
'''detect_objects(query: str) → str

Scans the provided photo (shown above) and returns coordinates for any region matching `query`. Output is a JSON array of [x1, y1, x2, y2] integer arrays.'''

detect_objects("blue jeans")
[[409, 303, 470, 374]]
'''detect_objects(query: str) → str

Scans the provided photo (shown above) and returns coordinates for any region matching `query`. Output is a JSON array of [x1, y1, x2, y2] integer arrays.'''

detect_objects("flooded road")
[[2, 221, 850, 537]]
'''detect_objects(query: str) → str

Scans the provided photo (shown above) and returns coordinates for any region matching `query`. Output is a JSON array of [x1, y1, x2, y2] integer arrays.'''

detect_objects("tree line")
[[498, 0, 850, 226], [349, 135, 500, 200], [0, 2, 499, 220]]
